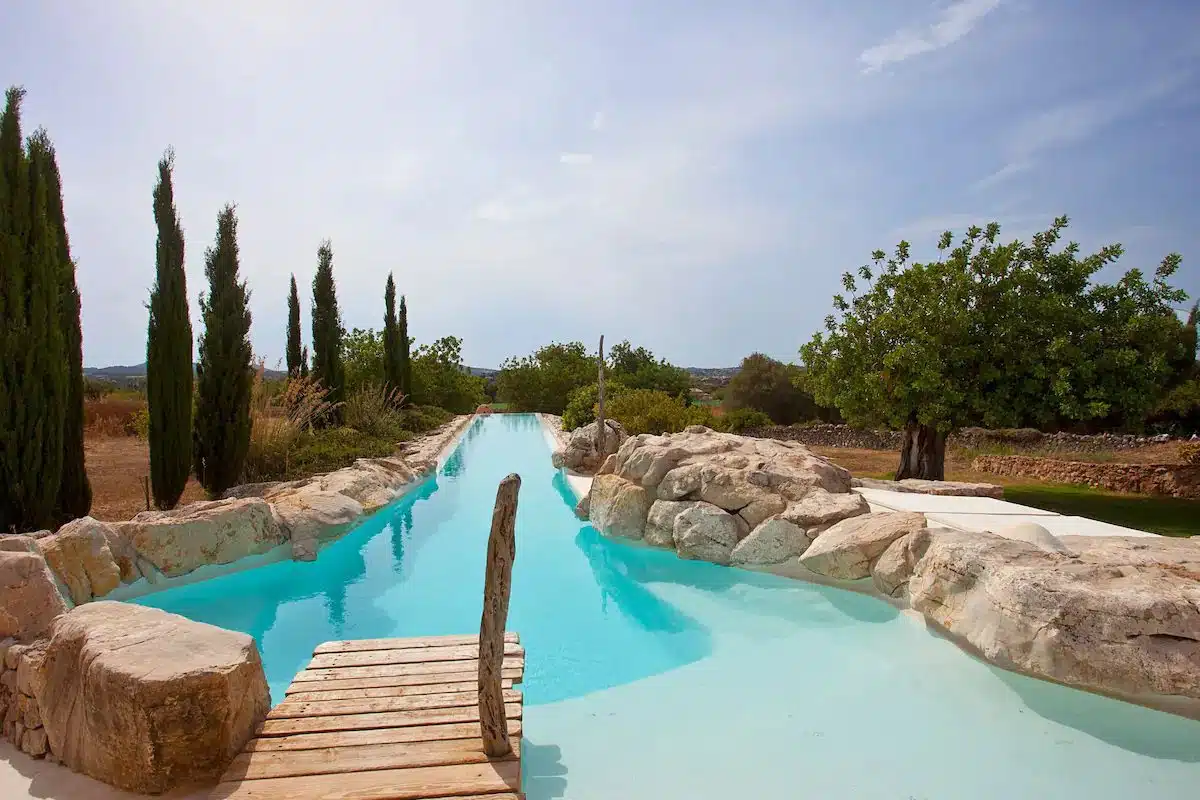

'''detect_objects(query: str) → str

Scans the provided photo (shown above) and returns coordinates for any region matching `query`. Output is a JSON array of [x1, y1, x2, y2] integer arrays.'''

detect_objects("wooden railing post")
[[479, 473, 520, 757]]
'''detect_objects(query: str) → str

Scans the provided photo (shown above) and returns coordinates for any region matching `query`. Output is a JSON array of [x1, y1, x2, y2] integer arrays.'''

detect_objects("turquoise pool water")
[[138, 414, 1200, 799]]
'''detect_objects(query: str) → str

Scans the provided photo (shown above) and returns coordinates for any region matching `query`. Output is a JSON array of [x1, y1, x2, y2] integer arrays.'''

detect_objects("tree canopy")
[[724, 353, 828, 425], [801, 217, 1189, 478]]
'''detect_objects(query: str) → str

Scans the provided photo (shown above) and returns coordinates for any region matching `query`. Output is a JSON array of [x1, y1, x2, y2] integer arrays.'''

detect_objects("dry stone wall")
[[748, 423, 1181, 453], [972, 455, 1200, 498]]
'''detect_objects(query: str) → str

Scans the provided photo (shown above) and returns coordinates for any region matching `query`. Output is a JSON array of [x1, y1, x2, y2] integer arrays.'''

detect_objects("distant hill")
[[85, 363, 288, 386]]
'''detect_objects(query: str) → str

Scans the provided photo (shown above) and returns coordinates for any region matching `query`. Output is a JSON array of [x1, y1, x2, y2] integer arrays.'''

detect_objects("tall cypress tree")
[[398, 294, 412, 402], [147, 149, 193, 509], [286, 274, 303, 377], [383, 273, 402, 396], [193, 204, 252, 497], [0, 88, 67, 532], [310, 240, 344, 421], [28, 129, 91, 521]]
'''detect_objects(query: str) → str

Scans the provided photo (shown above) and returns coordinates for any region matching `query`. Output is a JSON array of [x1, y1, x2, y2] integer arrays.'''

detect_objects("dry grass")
[[85, 435, 205, 521], [84, 396, 146, 437], [244, 370, 340, 483]]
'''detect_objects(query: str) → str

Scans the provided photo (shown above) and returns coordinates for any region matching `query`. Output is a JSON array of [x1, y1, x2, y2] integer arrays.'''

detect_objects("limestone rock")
[[21, 726, 47, 757], [0, 551, 68, 641], [586, 474, 651, 540], [657, 464, 703, 500], [36, 601, 270, 793], [645, 500, 694, 548], [552, 420, 629, 474], [302, 457, 419, 511], [800, 512, 926, 580], [673, 502, 739, 565], [0, 535, 38, 553], [731, 518, 809, 565], [991, 522, 1076, 556], [780, 489, 869, 528], [870, 530, 935, 597], [37, 517, 125, 604], [737, 494, 788, 529], [852, 477, 1004, 498], [908, 530, 1200, 702], [117, 498, 286, 578], [269, 488, 364, 558]]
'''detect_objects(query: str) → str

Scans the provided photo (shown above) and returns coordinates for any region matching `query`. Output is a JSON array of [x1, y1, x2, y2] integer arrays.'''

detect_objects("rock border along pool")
[[557, 421, 1200, 721]]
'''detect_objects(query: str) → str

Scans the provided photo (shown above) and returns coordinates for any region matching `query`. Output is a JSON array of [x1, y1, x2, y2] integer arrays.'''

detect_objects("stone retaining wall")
[[973, 455, 1200, 498], [0, 639, 50, 760], [746, 423, 1179, 453]]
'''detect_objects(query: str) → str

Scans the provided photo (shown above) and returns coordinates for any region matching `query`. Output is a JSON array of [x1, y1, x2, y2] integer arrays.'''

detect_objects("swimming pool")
[[138, 414, 1200, 798]]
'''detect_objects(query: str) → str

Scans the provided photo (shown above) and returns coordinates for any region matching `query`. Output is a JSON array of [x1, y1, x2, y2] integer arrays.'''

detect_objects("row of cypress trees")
[[0, 87, 91, 533], [286, 249, 412, 408], [146, 155, 254, 505]]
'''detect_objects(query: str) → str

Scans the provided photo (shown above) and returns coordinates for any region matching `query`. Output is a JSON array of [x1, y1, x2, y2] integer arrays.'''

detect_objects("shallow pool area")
[[138, 414, 1200, 799]]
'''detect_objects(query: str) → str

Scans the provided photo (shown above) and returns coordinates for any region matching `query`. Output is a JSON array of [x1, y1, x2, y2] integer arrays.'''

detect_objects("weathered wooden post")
[[595, 334, 606, 453], [479, 473, 520, 757]]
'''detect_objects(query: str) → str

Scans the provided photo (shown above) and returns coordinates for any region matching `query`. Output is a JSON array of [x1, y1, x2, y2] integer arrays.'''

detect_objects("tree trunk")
[[478, 473, 520, 758], [895, 422, 946, 481], [595, 335, 606, 452]]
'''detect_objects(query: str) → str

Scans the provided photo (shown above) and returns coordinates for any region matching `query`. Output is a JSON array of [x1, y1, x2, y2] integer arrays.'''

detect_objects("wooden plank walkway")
[[208, 633, 525, 800]]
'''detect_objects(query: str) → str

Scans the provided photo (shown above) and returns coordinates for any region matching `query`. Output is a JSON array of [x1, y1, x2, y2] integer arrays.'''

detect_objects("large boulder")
[[35, 602, 270, 793], [0, 551, 67, 640], [116, 497, 286, 578], [296, 457, 419, 511], [731, 517, 809, 566], [581, 427, 857, 565], [779, 488, 869, 528], [587, 473, 651, 540], [673, 502, 740, 564], [644, 500, 693, 548], [552, 420, 629, 473], [269, 488, 364, 561], [908, 530, 1200, 702], [800, 512, 926, 579], [36, 517, 129, 604]]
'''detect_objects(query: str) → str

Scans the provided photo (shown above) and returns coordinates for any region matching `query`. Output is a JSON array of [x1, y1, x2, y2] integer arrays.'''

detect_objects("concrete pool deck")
[[855, 486, 1161, 538]]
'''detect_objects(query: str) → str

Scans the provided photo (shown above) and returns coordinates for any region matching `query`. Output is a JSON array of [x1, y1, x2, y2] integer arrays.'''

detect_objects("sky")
[[2, 0, 1198, 369]]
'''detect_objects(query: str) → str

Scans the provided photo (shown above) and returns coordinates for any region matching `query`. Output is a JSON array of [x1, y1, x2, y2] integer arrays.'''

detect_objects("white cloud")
[[860, 0, 1003, 73], [974, 71, 1189, 190], [591, 111, 604, 131], [559, 152, 594, 165]]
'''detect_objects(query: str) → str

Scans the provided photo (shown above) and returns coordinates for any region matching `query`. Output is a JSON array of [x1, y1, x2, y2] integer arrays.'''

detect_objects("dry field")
[[85, 435, 206, 521]]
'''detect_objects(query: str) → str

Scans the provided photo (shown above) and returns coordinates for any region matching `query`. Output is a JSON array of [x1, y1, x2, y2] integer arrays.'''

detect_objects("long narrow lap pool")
[[138, 414, 1200, 799]]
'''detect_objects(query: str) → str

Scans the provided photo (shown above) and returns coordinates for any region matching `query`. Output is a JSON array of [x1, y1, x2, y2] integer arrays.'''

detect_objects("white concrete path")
[[855, 487, 1160, 538]]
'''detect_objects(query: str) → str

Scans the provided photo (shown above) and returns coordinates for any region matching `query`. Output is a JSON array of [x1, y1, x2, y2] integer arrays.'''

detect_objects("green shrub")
[[343, 383, 407, 439], [562, 380, 628, 431], [132, 407, 151, 439], [400, 404, 453, 433], [606, 389, 695, 435], [285, 428, 398, 479], [713, 407, 772, 433]]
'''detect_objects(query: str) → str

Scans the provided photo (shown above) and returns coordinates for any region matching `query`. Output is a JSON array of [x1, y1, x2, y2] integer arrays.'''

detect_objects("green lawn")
[[1003, 484, 1200, 538]]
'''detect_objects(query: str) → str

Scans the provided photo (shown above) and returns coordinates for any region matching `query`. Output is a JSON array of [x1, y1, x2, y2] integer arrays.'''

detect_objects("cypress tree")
[[310, 240, 344, 421], [29, 129, 91, 521], [301, 345, 309, 378], [383, 273, 402, 396], [0, 88, 67, 532], [398, 294, 412, 402], [193, 204, 252, 497], [147, 149, 193, 509], [286, 274, 303, 377]]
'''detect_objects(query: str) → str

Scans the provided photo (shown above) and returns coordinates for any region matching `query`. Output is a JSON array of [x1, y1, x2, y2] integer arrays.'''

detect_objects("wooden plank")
[[209, 759, 521, 799], [289, 656, 523, 683], [307, 642, 523, 670], [243, 720, 522, 753], [285, 680, 512, 703], [268, 689, 522, 720], [283, 669, 520, 695], [313, 633, 518, 655], [257, 702, 522, 737], [224, 737, 521, 781]]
